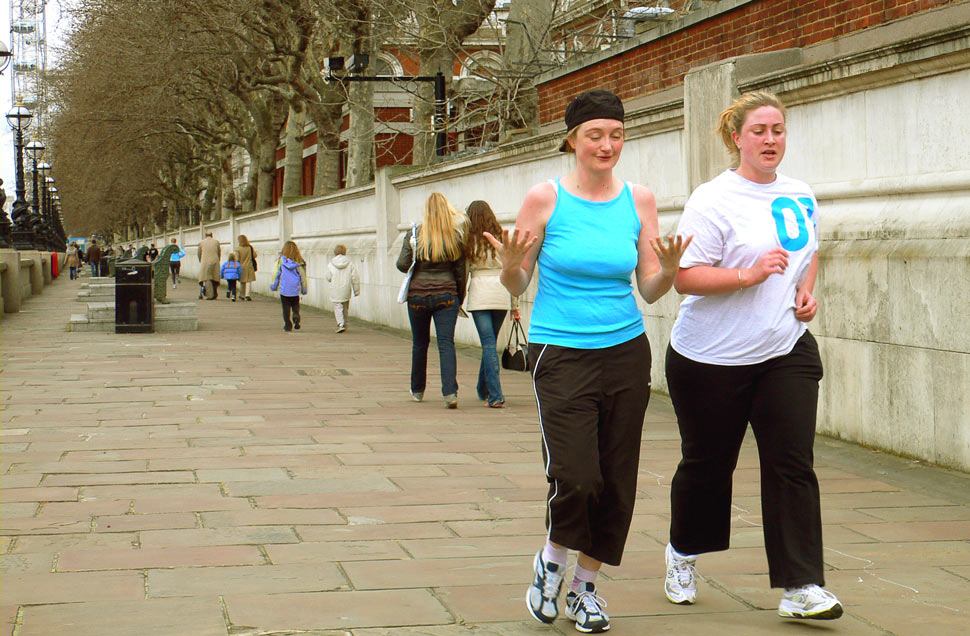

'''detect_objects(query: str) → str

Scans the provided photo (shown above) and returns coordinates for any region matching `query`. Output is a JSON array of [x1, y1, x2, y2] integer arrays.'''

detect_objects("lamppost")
[[40, 167, 52, 249], [6, 105, 35, 249], [25, 139, 47, 249], [324, 55, 448, 157], [0, 42, 12, 246]]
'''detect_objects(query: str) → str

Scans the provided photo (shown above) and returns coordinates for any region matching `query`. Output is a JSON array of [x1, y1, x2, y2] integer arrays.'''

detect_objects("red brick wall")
[[538, 0, 958, 125]]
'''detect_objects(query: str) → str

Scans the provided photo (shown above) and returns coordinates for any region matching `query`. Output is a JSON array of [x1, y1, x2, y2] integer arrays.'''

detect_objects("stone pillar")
[[41, 253, 52, 284], [26, 251, 43, 295], [277, 198, 292, 252], [0, 249, 22, 313], [374, 167, 402, 288], [684, 59, 737, 192]]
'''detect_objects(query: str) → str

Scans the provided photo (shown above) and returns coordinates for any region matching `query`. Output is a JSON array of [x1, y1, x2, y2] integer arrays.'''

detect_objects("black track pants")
[[530, 333, 651, 567], [666, 331, 825, 588]]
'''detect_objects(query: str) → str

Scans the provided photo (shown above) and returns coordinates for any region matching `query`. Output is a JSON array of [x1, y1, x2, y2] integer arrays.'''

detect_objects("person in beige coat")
[[326, 244, 360, 333], [463, 201, 520, 408], [235, 235, 257, 301], [197, 232, 221, 300]]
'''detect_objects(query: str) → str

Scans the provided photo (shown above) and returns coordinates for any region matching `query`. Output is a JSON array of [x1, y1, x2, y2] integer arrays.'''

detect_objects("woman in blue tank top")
[[486, 89, 691, 633]]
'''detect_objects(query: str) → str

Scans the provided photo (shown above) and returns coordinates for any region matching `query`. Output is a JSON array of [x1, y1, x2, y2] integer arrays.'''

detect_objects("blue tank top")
[[529, 179, 644, 349]]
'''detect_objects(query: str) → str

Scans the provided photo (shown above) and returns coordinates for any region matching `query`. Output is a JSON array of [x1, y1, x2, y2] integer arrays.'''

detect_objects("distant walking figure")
[[198, 232, 221, 300], [236, 235, 257, 301], [270, 241, 308, 332], [396, 192, 466, 409], [326, 244, 360, 333], [662, 90, 842, 621]]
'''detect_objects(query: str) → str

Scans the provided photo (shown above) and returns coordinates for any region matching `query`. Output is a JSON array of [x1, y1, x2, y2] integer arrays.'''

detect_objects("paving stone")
[[139, 526, 300, 548], [343, 555, 526, 590], [12, 533, 138, 554], [1, 553, 54, 574], [94, 512, 198, 533], [1, 570, 144, 604], [56, 545, 265, 571], [201, 508, 343, 527], [297, 521, 456, 543], [18, 598, 227, 636], [147, 562, 348, 597], [223, 589, 451, 631], [266, 539, 409, 564]]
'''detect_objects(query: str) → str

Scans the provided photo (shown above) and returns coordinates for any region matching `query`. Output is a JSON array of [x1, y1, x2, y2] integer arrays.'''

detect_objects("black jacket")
[[396, 225, 467, 304]]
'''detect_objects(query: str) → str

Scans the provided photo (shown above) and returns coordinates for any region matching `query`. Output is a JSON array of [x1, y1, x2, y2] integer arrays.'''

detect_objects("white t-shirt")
[[671, 169, 819, 365]]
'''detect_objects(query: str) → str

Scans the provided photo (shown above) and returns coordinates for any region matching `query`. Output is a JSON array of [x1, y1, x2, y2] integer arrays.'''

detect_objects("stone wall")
[[136, 18, 970, 470]]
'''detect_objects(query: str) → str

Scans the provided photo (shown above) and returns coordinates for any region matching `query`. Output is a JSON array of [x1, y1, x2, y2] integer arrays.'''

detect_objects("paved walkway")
[[2, 272, 970, 636]]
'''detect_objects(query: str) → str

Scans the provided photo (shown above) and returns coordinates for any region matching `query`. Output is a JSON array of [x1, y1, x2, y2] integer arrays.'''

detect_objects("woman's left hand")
[[650, 234, 693, 274], [510, 309, 521, 321], [794, 289, 818, 322]]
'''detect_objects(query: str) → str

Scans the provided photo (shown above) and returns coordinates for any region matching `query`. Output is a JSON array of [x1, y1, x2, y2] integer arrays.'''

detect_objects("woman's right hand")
[[484, 228, 539, 271], [744, 248, 789, 287]]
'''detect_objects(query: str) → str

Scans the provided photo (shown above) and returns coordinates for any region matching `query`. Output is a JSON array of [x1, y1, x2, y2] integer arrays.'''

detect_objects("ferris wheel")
[[9, 0, 48, 133]]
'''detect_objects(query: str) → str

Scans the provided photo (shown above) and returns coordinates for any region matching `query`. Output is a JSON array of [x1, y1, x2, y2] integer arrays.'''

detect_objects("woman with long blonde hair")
[[396, 192, 467, 408]]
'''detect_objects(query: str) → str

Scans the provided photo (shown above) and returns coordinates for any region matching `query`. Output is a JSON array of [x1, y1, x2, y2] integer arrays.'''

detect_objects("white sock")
[[542, 541, 568, 567], [570, 563, 598, 592]]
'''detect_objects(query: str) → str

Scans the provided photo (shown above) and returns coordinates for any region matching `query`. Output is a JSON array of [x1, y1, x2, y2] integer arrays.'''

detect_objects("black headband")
[[560, 89, 625, 152]]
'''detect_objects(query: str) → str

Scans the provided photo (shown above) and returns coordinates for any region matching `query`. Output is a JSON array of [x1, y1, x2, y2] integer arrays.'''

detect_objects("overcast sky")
[[2, 0, 68, 213]]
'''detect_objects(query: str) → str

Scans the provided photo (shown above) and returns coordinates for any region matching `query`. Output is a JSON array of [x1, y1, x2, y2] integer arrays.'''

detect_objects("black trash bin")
[[115, 257, 153, 333]]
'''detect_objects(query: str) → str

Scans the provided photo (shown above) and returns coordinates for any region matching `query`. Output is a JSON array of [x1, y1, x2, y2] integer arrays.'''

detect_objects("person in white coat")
[[326, 244, 360, 333], [463, 200, 520, 408]]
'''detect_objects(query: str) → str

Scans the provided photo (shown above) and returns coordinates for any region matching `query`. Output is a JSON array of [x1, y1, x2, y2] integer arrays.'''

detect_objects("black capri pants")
[[530, 333, 651, 567], [666, 331, 825, 588]]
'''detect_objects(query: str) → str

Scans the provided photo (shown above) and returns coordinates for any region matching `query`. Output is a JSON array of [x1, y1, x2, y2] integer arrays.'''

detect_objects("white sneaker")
[[565, 582, 610, 633], [526, 550, 565, 624], [664, 543, 697, 605], [778, 584, 843, 620]]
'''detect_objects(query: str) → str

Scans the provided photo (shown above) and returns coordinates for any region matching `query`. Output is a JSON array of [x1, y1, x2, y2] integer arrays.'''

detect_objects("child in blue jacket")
[[221, 253, 242, 301], [270, 241, 308, 331]]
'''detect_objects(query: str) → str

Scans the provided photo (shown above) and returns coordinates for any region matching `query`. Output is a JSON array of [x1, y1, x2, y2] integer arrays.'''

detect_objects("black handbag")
[[501, 318, 531, 372]]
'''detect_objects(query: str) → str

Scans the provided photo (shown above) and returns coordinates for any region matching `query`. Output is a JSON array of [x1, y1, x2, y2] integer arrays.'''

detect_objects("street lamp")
[[40, 167, 52, 249], [6, 105, 34, 249], [25, 139, 47, 249], [0, 40, 12, 75]]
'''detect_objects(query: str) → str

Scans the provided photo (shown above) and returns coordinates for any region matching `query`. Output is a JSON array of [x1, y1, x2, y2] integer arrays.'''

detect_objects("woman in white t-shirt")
[[662, 91, 843, 621]]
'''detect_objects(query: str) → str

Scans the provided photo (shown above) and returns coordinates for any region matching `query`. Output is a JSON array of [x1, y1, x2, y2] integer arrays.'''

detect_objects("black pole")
[[10, 128, 35, 250], [434, 71, 447, 157]]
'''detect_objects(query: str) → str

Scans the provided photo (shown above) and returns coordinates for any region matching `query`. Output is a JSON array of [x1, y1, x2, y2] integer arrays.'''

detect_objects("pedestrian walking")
[[396, 192, 466, 409], [462, 200, 519, 408], [486, 89, 690, 633], [65, 242, 81, 280], [198, 232, 221, 300], [85, 240, 102, 277], [235, 235, 257, 301], [147, 243, 159, 262], [221, 253, 242, 301], [168, 238, 185, 288], [326, 244, 360, 333], [662, 90, 842, 621], [270, 240, 308, 332]]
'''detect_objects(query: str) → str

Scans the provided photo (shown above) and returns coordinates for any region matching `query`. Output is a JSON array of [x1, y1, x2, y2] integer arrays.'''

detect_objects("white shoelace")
[[671, 558, 696, 587], [542, 569, 563, 599], [572, 589, 607, 616]]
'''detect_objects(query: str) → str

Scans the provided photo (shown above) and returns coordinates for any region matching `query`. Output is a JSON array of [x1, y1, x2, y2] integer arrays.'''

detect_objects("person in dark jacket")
[[397, 192, 466, 408], [85, 241, 103, 277]]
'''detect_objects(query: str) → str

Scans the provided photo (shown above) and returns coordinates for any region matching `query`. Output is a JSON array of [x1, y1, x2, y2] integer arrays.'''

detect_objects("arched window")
[[459, 51, 505, 80]]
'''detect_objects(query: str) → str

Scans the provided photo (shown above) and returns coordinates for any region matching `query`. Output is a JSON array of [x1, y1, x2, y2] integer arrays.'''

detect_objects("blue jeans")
[[89, 262, 100, 277], [407, 293, 459, 396], [472, 309, 507, 404]]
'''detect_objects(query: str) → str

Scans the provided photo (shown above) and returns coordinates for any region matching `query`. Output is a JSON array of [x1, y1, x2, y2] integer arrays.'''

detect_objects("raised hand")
[[649, 234, 693, 273], [484, 227, 540, 269]]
